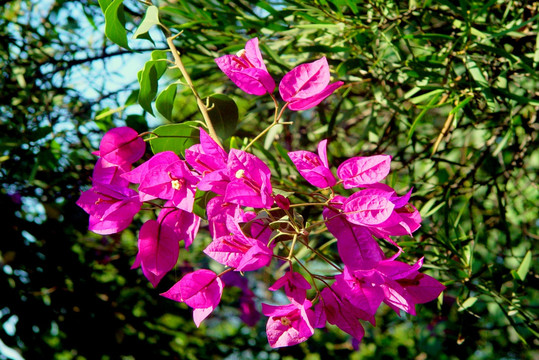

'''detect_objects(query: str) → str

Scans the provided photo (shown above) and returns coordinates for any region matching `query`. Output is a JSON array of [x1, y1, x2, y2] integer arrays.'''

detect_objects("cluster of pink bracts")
[[77, 38, 444, 348]]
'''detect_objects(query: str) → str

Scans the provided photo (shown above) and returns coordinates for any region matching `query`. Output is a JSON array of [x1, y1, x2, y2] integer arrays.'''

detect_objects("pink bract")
[[262, 300, 315, 348], [269, 271, 311, 304], [279, 57, 344, 111], [76, 183, 141, 235], [92, 127, 145, 166], [343, 188, 395, 226], [323, 200, 385, 270], [288, 139, 336, 188], [224, 149, 273, 209], [138, 219, 179, 285], [215, 38, 275, 95], [185, 128, 228, 175], [337, 154, 392, 188], [138, 159, 199, 212], [158, 204, 201, 248], [334, 260, 445, 317], [161, 269, 224, 327], [320, 287, 367, 341], [92, 157, 131, 187]]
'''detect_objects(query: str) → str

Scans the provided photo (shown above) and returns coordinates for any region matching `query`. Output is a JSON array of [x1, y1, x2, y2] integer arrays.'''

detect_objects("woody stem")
[[166, 34, 223, 149]]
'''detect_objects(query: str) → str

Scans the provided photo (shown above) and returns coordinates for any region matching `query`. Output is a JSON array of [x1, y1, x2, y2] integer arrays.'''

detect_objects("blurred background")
[[1, 0, 537, 359]]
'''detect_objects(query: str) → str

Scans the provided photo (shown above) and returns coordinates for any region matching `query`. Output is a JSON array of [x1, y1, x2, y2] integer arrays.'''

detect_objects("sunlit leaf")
[[149, 121, 200, 156], [104, 0, 130, 49]]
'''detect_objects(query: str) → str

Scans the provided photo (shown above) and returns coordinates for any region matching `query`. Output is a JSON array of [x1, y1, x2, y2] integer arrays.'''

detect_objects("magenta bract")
[[323, 201, 384, 270], [185, 128, 228, 175], [138, 159, 199, 212], [269, 271, 311, 304], [343, 188, 395, 225], [138, 219, 179, 285], [279, 57, 344, 111], [224, 149, 273, 209], [320, 287, 367, 342], [204, 214, 272, 272], [288, 139, 336, 188], [77, 183, 141, 235], [158, 204, 201, 248], [161, 269, 224, 327], [92, 158, 131, 187], [92, 127, 145, 166], [337, 154, 392, 188], [262, 300, 315, 348], [334, 260, 445, 317], [215, 38, 275, 95]]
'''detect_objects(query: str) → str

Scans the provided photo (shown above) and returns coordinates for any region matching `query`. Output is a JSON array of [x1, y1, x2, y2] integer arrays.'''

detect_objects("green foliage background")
[[1, 0, 537, 359]]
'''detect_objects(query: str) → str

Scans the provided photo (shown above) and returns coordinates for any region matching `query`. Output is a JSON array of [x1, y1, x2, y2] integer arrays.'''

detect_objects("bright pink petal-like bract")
[[337, 155, 392, 188], [138, 219, 179, 282], [279, 57, 343, 111], [225, 149, 273, 209], [93, 127, 145, 166], [262, 301, 315, 348], [161, 269, 224, 326], [288, 139, 336, 188], [343, 189, 395, 226], [215, 38, 275, 95]]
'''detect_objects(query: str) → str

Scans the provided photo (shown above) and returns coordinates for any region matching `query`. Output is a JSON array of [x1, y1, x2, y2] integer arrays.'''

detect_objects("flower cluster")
[[77, 37, 444, 349]]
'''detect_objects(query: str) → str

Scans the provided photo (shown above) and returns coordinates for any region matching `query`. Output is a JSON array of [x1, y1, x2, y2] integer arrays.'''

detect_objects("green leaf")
[[192, 190, 217, 219], [458, 297, 477, 312], [465, 55, 497, 111], [149, 121, 200, 156], [138, 63, 158, 115], [156, 83, 177, 120], [104, 0, 130, 50], [515, 250, 532, 281], [207, 94, 238, 140], [133, 5, 161, 41], [98, 0, 113, 13], [407, 91, 443, 141], [137, 53, 168, 115]]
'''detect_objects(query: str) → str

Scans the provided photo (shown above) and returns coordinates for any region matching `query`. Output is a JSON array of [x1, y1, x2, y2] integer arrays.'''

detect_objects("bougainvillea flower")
[[238, 211, 274, 246], [269, 271, 311, 304], [161, 269, 224, 327], [337, 154, 392, 188], [92, 126, 146, 166], [320, 287, 368, 341], [262, 300, 315, 348], [323, 197, 385, 270], [224, 149, 273, 209], [158, 202, 201, 248], [197, 168, 230, 196], [288, 139, 336, 188], [204, 214, 272, 271], [206, 196, 242, 238], [137, 219, 179, 285], [334, 259, 445, 317], [138, 159, 199, 212], [122, 151, 182, 202], [358, 184, 422, 239], [215, 38, 275, 95], [279, 57, 344, 111], [92, 157, 130, 187], [203, 231, 272, 272], [77, 183, 141, 235], [185, 128, 228, 175]]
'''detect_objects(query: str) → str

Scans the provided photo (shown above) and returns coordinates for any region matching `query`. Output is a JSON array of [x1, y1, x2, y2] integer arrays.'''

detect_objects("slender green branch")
[[166, 34, 223, 149]]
